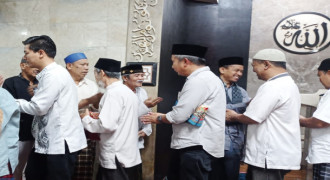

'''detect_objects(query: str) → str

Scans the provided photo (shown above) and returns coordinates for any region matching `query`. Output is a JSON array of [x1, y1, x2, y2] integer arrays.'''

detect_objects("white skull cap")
[[253, 49, 286, 62]]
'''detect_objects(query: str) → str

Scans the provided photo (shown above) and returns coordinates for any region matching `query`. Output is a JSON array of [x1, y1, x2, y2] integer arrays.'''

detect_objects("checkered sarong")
[[0, 175, 13, 180], [0, 162, 14, 180], [313, 163, 330, 180], [72, 139, 97, 180]]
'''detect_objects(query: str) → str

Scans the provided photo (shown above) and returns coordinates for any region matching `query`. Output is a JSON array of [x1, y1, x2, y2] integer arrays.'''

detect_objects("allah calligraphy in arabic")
[[273, 12, 330, 54], [283, 21, 328, 50]]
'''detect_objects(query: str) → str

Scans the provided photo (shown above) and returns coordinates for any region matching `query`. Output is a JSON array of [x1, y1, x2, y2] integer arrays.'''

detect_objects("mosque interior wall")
[[0, 0, 329, 179], [247, 0, 329, 97]]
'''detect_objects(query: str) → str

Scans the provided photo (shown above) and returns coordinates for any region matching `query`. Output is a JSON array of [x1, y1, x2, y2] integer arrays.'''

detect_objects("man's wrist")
[[157, 115, 162, 124]]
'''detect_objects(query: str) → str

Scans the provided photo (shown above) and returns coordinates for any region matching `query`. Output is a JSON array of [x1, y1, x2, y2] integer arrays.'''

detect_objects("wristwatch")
[[157, 115, 162, 123]]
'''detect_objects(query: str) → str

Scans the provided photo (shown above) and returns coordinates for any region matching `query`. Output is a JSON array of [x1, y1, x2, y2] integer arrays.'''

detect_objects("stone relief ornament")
[[131, 0, 158, 62], [286, 60, 320, 92], [273, 12, 330, 54]]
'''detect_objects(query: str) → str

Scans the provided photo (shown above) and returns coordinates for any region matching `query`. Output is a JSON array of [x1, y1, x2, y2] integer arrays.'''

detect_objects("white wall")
[[0, 0, 130, 81]]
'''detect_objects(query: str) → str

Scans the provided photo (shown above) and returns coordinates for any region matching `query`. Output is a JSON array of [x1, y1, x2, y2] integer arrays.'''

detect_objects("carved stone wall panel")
[[248, 0, 330, 96], [126, 1, 164, 180], [127, 0, 163, 63]]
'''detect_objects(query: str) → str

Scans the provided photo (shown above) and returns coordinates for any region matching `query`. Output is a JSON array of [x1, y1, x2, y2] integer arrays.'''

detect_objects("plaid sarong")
[[0, 174, 13, 180], [313, 163, 330, 180], [0, 162, 14, 180], [0, 175, 14, 180], [72, 139, 97, 180]]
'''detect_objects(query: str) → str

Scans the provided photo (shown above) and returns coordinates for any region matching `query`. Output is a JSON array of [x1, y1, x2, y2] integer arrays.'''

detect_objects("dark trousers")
[[25, 143, 79, 180], [209, 145, 241, 180], [167, 146, 213, 180], [96, 157, 140, 180], [246, 165, 290, 180]]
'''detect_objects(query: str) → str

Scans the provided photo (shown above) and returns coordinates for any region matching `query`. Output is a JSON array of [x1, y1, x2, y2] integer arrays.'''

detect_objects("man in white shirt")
[[226, 49, 301, 180], [121, 64, 163, 179], [121, 64, 163, 149], [17, 35, 87, 180], [64, 52, 102, 180], [141, 44, 226, 180], [64, 52, 101, 109], [81, 58, 141, 180], [300, 58, 330, 180]]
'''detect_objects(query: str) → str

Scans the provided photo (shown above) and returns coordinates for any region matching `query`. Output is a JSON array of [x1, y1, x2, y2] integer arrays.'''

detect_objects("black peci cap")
[[121, 64, 144, 75], [94, 58, 121, 72], [218, 57, 244, 68], [172, 44, 208, 58]]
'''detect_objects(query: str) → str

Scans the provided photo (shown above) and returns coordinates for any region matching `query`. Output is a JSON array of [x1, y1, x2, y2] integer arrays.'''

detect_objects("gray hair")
[[95, 68, 121, 79], [122, 74, 129, 80], [173, 55, 206, 66]]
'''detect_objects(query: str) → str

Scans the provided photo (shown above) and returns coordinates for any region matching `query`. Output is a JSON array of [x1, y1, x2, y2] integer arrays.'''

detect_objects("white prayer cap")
[[253, 49, 286, 62]]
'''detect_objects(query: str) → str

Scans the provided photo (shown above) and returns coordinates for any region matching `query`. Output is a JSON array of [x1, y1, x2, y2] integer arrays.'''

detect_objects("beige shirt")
[[77, 78, 98, 101], [166, 66, 226, 158]]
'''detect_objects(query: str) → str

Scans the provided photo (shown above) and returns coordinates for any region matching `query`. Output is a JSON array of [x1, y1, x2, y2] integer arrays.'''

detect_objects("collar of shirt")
[[220, 77, 237, 90], [267, 72, 289, 81], [186, 66, 210, 80], [106, 80, 122, 90], [78, 78, 88, 87], [19, 73, 38, 84], [36, 62, 56, 81]]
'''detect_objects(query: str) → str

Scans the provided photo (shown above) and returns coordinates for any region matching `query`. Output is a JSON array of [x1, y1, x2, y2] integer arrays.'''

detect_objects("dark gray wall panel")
[[155, 0, 252, 179]]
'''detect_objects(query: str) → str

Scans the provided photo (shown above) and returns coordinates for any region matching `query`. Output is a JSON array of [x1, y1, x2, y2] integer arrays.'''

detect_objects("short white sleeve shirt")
[[243, 73, 301, 170], [307, 89, 330, 164]]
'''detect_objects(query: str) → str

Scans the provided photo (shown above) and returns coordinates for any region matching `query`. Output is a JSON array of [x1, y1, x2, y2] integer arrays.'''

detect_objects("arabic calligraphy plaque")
[[274, 12, 330, 54]]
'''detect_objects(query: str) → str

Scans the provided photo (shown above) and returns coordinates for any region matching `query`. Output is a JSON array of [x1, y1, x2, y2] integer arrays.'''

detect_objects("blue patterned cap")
[[64, 52, 87, 64]]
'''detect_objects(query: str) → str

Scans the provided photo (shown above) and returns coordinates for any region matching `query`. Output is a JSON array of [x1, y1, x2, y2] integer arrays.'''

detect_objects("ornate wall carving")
[[248, 0, 329, 96], [131, 0, 158, 62]]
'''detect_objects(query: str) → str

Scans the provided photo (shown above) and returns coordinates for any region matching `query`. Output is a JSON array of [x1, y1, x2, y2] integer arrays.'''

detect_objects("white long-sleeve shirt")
[[136, 87, 152, 149], [16, 62, 87, 154], [82, 81, 141, 169], [166, 66, 226, 158]]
